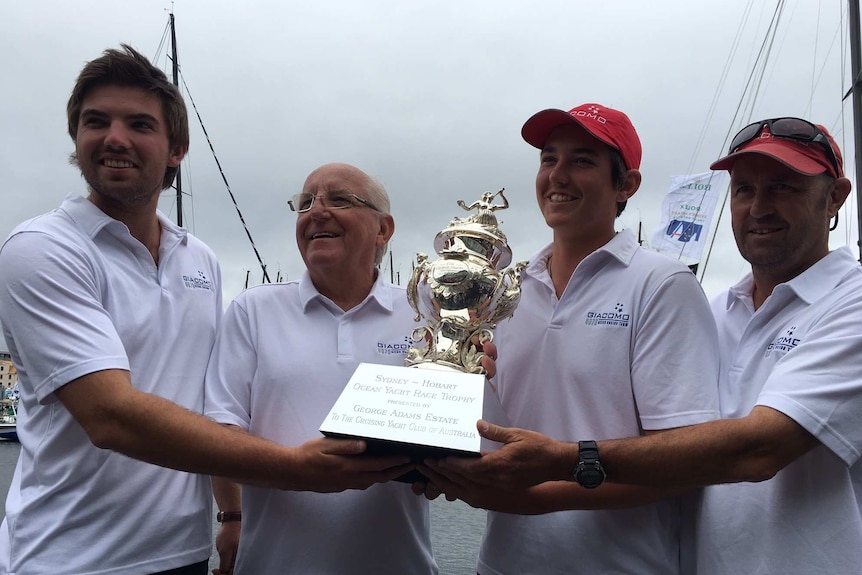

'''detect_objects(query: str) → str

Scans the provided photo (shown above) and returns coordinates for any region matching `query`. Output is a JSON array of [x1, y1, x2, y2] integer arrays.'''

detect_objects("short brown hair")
[[67, 44, 189, 190], [610, 149, 629, 217]]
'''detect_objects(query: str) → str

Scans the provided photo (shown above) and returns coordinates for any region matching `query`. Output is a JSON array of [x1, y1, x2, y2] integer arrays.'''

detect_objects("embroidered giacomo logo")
[[585, 302, 630, 327], [183, 270, 214, 292], [570, 105, 608, 125], [765, 326, 800, 357], [377, 336, 412, 355]]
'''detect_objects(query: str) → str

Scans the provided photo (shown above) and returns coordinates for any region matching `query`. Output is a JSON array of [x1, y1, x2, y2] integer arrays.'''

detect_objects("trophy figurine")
[[406, 189, 527, 373]]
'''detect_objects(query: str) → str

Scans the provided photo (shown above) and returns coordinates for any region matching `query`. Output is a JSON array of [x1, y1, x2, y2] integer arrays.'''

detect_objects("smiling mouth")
[[310, 232, 338, 239], [548, 193, 576, 203], [102, 159, 134, 168], [749, 228, 781, 235]]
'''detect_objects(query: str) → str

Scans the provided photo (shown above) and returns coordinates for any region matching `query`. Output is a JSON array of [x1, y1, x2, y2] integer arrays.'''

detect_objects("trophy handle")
[[407, 253, 429, 322], [406, 325, 434, 366], [459, 328, 493, 374]]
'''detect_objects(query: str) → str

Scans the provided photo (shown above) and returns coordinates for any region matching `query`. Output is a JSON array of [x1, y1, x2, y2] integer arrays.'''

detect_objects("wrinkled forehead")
[[728, 152, 814, 182], [302, 164, 368, 194]]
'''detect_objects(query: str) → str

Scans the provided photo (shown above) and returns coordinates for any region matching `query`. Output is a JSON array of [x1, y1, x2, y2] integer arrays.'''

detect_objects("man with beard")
[[0, 47, 409, 575]]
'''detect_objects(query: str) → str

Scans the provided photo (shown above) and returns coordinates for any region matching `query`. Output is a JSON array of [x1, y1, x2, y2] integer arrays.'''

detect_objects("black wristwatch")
[[574, 440, 606, 489], [216, 511, 242, 523]]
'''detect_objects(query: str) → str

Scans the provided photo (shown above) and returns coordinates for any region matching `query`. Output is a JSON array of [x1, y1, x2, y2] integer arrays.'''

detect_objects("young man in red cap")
[[427, 117, 862, 574], [422, 104, 721, 574]]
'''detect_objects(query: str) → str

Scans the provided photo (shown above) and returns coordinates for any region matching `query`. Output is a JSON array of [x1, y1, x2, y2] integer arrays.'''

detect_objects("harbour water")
[[0, 442, 486, 574]]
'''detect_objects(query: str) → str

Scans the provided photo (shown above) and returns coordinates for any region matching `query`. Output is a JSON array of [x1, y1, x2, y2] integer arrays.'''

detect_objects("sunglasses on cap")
[[728, 117, 841, 177]]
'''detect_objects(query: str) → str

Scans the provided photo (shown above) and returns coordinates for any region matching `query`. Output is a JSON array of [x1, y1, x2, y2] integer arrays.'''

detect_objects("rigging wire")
[[803, 24, 842, 119], [838, 0, 854, 248], [827, 0, 856, 248], [686, 0, 757, 176], [152, 14, 270, 283], [178, 144, 196, 232], [153, 19, 170, 65], [177, 71, 272, 283], [699, 0, 787, 281], [810, 2, 824, 112], [811, 4, 856, 254], [746, 5, 785, 120], [658, 1, 758, 264]]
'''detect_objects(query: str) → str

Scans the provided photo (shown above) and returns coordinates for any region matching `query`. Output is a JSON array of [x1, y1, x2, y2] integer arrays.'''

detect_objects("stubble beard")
[[81, 165, 163, 209]]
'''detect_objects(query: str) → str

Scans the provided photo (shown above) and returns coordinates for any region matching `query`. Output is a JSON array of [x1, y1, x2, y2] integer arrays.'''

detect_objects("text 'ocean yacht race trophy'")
[[321, 189, 527, 464]]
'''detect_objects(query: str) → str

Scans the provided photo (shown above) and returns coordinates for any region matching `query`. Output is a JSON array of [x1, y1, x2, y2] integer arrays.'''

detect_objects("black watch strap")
[[216, 511, 242, 523], [579, 440, 599, 462]]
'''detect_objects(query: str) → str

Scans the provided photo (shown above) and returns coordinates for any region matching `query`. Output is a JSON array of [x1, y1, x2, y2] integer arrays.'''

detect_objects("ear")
[[377, 213, 395, 246], [615, 169, 642, 202], [167, 145, 188, 168], [827, 177, 852, 217]]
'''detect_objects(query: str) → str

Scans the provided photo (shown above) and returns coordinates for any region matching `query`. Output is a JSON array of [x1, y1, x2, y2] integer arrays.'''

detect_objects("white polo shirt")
[[0, 193, 221, 575], [695, 247, 862, 574], [204, 272, 437, 574], [479, 229, 721, 575]]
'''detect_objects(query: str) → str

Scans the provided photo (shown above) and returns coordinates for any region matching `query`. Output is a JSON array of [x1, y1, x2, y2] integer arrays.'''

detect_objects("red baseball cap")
[[710, 123, 843, 178], [521, 103, 642, 170]]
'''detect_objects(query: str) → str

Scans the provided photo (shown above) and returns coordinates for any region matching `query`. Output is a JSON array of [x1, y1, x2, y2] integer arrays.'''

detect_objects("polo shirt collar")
[[59, 192, 188, 244], [595, 228, 638, 265], [723, 275, 755, 312], [723, 247, 858, 309], [525, 228, 639, 281], [298, 269, 394, 313]]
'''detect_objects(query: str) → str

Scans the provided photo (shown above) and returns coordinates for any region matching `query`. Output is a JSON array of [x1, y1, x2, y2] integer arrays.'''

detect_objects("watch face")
[[576, 465, 605, 489]]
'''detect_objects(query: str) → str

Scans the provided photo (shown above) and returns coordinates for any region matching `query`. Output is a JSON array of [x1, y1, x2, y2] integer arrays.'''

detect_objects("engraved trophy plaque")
[[320, 189, 526, 468]]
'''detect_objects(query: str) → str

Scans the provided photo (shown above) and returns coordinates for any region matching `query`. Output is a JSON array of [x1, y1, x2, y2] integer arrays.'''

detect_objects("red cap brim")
[[521, 109, 585, 149], [710, 139, 836, 177]]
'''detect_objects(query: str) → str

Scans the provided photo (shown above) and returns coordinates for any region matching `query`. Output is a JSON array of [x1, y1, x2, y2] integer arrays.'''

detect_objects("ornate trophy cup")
[[406, 189, 526, 373], [320, 189, 526, 467]]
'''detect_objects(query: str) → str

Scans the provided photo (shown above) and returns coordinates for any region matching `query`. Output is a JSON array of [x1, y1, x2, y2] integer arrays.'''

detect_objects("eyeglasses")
[[728, 117, 841, 177], [288, 190, 381, 213]]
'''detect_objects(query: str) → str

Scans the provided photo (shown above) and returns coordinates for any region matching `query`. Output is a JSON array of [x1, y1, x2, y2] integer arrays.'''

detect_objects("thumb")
[[476, 420, 520, 444]]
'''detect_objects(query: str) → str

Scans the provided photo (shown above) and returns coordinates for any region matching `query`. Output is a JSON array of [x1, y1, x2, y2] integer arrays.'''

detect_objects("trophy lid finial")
[[434, 189, 513, 268]]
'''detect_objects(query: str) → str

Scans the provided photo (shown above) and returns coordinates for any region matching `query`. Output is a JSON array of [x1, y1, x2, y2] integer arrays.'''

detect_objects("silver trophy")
[[406, 189, 527, 373], [320, 189, 525, 466]]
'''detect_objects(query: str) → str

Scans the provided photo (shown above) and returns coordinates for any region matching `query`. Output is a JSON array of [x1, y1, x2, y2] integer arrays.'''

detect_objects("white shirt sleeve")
[[204, 294, 256, 429], [0, 231, 128, 403]]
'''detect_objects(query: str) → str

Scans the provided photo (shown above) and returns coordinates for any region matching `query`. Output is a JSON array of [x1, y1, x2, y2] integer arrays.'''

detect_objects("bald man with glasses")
[[204, 163, 441, 574], [428, 118, 862, 574]]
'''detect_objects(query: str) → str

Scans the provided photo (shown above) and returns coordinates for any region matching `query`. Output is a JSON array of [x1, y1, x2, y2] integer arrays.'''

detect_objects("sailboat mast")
[[849, 0, 862, 261], [169, 13, 183, 227]]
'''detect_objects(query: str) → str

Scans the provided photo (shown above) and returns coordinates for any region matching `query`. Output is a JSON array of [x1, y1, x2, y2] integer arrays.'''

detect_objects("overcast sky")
[[1, 0, 858, 313]]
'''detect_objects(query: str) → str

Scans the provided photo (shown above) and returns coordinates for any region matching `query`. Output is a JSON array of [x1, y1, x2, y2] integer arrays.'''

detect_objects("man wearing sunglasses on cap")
[[420, 104, 722, 575], [427, 117, 862, 574]]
